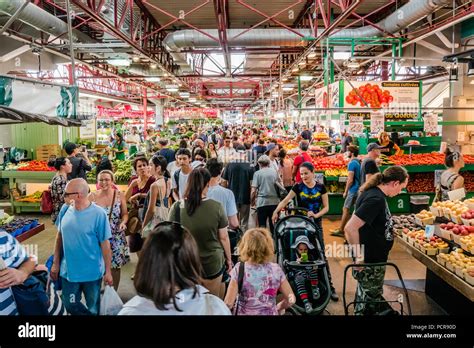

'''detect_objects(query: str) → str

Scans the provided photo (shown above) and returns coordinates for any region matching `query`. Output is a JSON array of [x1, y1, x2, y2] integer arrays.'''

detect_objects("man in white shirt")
[[171, 148, 192, 201], [217, 137, 236, 165]]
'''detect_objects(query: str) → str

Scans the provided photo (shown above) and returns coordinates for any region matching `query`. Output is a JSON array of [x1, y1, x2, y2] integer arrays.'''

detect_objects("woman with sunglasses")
[[88, 170, 129, 290], [119, 221, 231, 315], [48, 157, 73, 223], [169, 168, 232, 299]]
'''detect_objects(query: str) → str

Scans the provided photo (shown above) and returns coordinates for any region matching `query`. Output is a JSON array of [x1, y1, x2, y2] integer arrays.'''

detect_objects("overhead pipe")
[[0, 0, 95, 43]]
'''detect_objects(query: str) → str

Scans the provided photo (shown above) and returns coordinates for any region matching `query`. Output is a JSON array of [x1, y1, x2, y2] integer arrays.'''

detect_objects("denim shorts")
[[343, 190, 358, 209]]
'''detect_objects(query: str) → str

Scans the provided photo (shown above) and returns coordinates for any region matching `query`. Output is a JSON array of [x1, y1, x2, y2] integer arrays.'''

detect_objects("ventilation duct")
[[0, 0, 94, 43]]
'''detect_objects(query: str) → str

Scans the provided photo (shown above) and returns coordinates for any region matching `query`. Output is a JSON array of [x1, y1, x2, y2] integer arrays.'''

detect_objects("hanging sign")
[[423, 113, 438, 133], [348, 115, 364, 133], [79, 119, 96, 139], [370, 112, 385, 134]]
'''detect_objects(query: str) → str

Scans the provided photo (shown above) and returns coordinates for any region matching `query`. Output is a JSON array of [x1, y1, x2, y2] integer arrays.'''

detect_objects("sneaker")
[[330, 290, 339, 302], [330, 230, 345, 238], [304, 302, 313, 314], [312, 287, 320, 300]]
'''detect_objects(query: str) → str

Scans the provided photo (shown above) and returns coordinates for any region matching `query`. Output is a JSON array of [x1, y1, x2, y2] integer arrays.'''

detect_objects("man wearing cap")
[[360, 143, 382, 187], [266, 143, 281, 178], [65, 142, 92, 181]]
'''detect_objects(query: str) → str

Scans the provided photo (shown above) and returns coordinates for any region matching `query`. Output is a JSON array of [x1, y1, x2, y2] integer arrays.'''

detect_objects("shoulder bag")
[[233, 262, 245, 315]]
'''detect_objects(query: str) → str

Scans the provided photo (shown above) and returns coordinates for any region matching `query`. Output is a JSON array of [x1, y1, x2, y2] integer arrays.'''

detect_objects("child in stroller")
[[291, 235, 321, 313]]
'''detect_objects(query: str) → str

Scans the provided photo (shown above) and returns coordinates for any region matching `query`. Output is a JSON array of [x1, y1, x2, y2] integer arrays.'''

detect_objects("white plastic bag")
[[100, 286, 123, 315]]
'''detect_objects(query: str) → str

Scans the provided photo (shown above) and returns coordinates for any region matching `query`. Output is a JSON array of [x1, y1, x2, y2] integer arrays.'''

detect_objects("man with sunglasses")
[[51, 178, 113, 315]]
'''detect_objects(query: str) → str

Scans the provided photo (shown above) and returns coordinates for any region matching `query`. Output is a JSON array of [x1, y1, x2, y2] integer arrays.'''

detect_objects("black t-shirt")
[[354, 187, 394, 263], [376, 140, 395, 155], [67, 155, 92, 180], [360, 158, 379, 187], [222, 162, 254, 205]]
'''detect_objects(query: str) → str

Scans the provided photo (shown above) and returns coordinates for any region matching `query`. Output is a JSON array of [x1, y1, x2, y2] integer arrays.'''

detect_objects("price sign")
[[370, 112, 385, 134], [423, 113, 438, 133], [349, 115, 364, 134], [425, 225, 435, 239]]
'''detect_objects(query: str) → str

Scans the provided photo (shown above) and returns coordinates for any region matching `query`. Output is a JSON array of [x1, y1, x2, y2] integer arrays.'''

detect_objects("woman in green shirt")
[[169, 167, 232, 299], [112, 133, 126, 161]]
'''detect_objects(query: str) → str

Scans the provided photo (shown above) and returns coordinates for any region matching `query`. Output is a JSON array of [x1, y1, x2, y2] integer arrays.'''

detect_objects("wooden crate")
[[36, 144, 61, 161]]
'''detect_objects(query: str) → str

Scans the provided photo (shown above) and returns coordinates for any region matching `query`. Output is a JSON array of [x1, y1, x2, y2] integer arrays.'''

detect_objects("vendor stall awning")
[[0, 106, 82, 127]]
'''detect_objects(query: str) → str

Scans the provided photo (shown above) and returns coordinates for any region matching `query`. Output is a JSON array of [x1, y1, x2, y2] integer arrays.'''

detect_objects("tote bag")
[[142, 185, 169, 238]]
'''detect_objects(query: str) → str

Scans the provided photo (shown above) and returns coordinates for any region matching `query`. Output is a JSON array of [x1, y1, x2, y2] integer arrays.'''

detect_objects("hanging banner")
[[423, 113, 438, 133], [348, 115, 364, 133], [164, 108, 220, 119], [370, 112, 385, 134], [0, 77, 78, 118], [343, 81, 419, 119]]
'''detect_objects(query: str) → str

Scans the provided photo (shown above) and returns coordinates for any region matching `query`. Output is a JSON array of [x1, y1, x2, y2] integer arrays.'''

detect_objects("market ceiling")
[[0, 0, 472, 111]]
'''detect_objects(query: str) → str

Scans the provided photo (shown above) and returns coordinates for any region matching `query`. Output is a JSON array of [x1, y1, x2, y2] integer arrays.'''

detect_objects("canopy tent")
[[0, 106, 83, 127]]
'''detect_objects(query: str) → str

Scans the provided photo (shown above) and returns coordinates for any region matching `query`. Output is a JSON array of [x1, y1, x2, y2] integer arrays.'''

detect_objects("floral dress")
[[230, 262, 286, 315], [99, 192, 130, 269], [50, 174, 67, 223]]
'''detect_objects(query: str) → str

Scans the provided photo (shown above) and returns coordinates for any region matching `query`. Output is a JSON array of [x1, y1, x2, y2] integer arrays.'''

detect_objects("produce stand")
[[0, 171, 55, 214], [396, 236, 474, 314], [16, 223, 45, 242]]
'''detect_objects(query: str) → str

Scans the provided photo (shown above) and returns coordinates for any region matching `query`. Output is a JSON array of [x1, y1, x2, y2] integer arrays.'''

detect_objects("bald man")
[[51, 178, 113, 315]]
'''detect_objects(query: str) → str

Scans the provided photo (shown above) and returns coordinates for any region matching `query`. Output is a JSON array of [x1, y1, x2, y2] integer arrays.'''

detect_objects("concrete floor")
[[9, 211, 446, 315]]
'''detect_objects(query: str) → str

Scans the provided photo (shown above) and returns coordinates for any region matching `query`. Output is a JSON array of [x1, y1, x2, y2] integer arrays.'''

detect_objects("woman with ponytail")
[[438, 148, 464, 201], [168, 167, 232, 299], [48, 157, 72, 223], [344, 165, 408, 315]]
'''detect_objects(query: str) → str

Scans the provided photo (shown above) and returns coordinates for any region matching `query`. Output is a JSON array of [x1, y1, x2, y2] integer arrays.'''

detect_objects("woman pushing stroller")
[[272, 162, 339, 302]]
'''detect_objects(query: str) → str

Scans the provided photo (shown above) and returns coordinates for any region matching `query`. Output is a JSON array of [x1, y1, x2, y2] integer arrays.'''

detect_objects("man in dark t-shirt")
[[64, 142, 92, 181], [360, 143, 382, 187], [222, 148, 254, 232]]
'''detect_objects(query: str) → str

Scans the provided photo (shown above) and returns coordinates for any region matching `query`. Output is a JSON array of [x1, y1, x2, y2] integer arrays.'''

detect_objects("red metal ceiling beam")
[[214, 0, 231, 76], [69, 0, 176, 75], [232, 0, 306, 40], [293, 0, 315, 28], [316, 0, 329, 28]]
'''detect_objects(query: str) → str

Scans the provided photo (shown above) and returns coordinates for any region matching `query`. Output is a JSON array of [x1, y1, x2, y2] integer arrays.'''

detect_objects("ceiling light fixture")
[[144, 77, 161, 82], [282, 84, 294, 91], [106, 58, 131, 67], [150, 63, 158, 69], [165, 85, 179, 92], [132, 56, 140, 62], [299, 75, 313, 81]]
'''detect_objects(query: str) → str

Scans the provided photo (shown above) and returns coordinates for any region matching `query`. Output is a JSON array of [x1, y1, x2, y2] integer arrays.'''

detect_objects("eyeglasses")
[[63, 192, 79, 197]]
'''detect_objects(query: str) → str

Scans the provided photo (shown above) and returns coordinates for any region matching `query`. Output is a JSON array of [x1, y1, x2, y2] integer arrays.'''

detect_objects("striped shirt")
[[0, 232, 29, 316]]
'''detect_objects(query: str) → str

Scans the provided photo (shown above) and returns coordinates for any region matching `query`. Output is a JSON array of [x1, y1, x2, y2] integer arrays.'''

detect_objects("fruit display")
[[388, 153, 474, 166], [464, 197, 474, 210], [324, 168, 348, 177], [4, 163, 29, 171], [16, 161, 55, 172], [0, 213, 14, 226], [461, 209, 474, 226], [437, 249, 474, 282], [313, 156, 347, 172], [345, 83, 393, 108], [463, 172, 474, 192], [0, 218, 39, 236], [413, 235, 449, 255], [15, 191, 43, 203], [379, 154, 394, 165], [459, 235, 474, 254], [313, 132, 329, 140], [393, 214, 419, 231], [415, 210, 435, 226], [327, 182, 346, 194], [406, 173, 434, 193], [431, 200, 467, 223]]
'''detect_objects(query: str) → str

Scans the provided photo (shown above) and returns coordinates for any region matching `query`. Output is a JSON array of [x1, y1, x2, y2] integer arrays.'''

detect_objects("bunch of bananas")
[[379, 154, 394, 165], [324, 168, 348, 177]]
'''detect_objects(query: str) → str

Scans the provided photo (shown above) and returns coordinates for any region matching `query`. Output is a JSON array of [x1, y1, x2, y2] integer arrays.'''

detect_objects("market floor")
[[13, 211, 446, 315]]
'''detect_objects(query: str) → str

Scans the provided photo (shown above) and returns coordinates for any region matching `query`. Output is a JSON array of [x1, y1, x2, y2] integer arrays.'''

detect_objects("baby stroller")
[[274, 207, 331, 315]]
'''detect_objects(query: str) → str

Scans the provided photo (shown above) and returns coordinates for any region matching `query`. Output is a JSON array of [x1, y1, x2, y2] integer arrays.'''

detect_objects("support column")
[[143, 87, 148, 134]]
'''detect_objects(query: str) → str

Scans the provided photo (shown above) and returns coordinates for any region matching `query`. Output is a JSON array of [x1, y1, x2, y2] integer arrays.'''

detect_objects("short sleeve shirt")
[[291, 182, 327, 221], [207, 185, 238, 218]]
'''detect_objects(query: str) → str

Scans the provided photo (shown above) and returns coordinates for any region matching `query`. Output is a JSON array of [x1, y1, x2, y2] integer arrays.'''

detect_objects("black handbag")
[[233, 261, 245, 315], [274, 181, 288, 199], [128, 233, 143, 253]]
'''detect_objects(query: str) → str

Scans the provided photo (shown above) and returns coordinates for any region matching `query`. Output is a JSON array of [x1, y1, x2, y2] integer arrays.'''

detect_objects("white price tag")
[[425, 225, 435, 239], [423, 113, 438, 133], [370, 112, 384, 134], [0, 209, 4, 219]]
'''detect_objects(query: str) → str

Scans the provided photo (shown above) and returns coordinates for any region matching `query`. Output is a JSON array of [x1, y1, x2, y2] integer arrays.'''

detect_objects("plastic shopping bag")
[[100, 286, 123, 315]]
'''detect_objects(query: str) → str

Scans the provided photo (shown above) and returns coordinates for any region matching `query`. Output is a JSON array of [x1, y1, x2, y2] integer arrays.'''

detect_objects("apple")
[[448, 222, 454, 228], [440, 223, 447, 229], [467, 226, 474, 233], [466, 212, 473, 219], [453, 227, 459, 234]]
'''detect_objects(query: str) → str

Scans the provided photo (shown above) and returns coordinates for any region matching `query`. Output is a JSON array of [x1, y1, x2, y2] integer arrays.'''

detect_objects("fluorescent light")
[[150, 63, 157, 69], [308, 51, 317, 59], [272, 92, 279, 97], [299, 75, 313, 81], [282, 84, 294, 91], [144, 77, 161, 82], [132, 56, 140, 62], [166, 85, 179, 92], [106, 58, 131, 67], [346, 59, 360, 69], [179, 92, 190, 98], [334, 51, 351, 60]]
